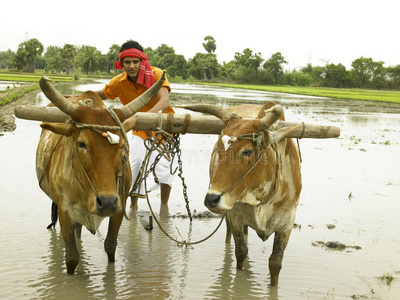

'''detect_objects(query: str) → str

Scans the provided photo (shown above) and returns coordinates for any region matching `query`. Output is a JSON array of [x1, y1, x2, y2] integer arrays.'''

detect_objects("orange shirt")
[[103, 67, 174, 139]]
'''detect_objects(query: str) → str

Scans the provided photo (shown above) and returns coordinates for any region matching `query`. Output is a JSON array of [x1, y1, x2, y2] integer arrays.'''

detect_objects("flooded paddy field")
[[0, 81, 399, 299]]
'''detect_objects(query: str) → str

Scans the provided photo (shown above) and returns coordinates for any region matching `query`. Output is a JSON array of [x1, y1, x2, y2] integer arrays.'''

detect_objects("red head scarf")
[[115, 48, 155, 88]]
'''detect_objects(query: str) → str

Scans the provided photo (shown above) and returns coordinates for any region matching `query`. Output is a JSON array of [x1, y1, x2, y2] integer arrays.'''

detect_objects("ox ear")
[[268, 125, 301, 144], [40, 123, 74, 137]]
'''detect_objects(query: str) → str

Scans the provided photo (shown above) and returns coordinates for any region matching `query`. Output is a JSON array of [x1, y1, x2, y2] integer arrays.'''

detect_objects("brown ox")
[[184, 102, 302, 286], [35, 74, 165, 274]]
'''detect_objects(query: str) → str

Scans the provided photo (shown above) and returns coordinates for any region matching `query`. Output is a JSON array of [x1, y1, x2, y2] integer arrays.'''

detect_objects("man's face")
[[122, 57, 141, 80]]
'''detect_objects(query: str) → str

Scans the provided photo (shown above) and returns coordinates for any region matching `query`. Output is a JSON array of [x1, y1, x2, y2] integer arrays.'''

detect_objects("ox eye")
[[77, 141, 87, 149], [241, 149, 253, 156]]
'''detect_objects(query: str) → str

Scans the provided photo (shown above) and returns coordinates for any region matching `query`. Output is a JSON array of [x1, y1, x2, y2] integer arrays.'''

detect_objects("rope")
[[68, 106, 130, 214], [296, 122, 305, 163], [181, 114, 191, 134]]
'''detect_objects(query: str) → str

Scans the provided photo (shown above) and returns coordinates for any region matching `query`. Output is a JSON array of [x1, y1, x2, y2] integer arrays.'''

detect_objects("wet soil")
[[0, 87, 41, 132]]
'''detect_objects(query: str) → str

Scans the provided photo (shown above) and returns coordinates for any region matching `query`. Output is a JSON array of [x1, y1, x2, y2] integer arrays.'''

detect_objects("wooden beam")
[[14, 105, 340, 138]]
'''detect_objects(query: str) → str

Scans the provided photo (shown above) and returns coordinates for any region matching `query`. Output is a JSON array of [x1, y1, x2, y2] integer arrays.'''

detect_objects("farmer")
[[95, 40, 176, 211]]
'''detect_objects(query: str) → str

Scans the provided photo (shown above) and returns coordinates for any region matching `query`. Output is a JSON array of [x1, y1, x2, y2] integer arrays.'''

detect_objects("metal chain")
[[130, 129, 193, 221], [172, 133, 192, 222]]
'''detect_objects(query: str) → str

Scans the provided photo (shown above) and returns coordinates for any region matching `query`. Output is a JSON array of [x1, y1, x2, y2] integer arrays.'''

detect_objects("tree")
[[231, 49, 264, 83], [35, 56, 46, 70], [0, 49, 15, 69], [79, 45, 101, 74], [44, 45, 63, 73], [263, 52, 287, 83], [172, 54, 188, 79], [202, 36, 216, 53], [154, 44, 175, 70], [234, 48, 263, 70], [351, 57, 374, 88], [188, 53, 206, 79], [387, 65, 400, 89], [370, 61, 386, 89], [324, 63, 351, 88], [14, 38, 44, 72], [351, 57, 387, 88], [106, 44, 120, 75], [62, 44, 76, 74], [155, 44, 175, 58], [300, 64, 325, 86], [205, 53, 218, 79], [218, 61, 236, 80]]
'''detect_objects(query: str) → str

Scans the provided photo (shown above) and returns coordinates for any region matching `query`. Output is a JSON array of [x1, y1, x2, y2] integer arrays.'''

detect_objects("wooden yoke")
[[15, 105, 340, 139]]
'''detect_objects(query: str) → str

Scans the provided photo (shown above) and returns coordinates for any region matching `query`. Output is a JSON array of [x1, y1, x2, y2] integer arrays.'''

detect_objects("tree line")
[[1, 36, 400, 90]]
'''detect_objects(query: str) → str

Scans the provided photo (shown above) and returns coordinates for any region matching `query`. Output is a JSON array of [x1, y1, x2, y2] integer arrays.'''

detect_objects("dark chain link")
[[172, 133, 192, 222]]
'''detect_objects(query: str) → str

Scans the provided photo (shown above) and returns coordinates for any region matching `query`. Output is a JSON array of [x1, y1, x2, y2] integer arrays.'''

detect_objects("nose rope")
[[73, 142, 99, 197], [71, 106, 129, 207], [220, 150, 266, 197]]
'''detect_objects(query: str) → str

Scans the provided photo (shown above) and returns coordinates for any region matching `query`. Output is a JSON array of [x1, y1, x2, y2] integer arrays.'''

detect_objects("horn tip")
[[40, 76, 51, 84]]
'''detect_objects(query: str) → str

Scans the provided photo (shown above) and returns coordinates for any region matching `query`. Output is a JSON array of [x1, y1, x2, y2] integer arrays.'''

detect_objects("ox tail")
[[46, 202, 58, 229]]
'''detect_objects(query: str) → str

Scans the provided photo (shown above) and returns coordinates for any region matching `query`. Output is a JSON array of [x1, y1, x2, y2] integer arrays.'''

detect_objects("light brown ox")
[[34, 73, 165, 274], [184, 102, 302, 286]]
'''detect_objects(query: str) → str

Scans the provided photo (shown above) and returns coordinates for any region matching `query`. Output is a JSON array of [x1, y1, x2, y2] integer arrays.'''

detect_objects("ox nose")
[[204, 193, 221, 209], [96, 195, 118, 215]]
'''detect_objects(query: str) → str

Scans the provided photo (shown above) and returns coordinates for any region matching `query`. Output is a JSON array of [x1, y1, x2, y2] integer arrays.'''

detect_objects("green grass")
[[0, 83, 40, 105], [0, 73, 75, 83], [194, 82, 400, 104]]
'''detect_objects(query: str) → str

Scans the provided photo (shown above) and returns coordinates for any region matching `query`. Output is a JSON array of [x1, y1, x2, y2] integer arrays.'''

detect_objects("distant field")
[[2, 72, 400, 104], [198, 82, 400, 104], [0, 73, 74, 82]]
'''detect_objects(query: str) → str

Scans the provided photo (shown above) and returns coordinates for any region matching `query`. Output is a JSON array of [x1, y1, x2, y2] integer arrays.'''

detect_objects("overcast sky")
[[1, 0, 398, 70]]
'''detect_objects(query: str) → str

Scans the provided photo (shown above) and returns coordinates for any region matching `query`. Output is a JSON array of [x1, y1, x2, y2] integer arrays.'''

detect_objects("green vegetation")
[[2, 35, 400, 105], [0, 82, 39, 105], [0, 73, 77, 106], [0, 73, 75, 82], [198, 82, 400, 104], [2, 36, 400, 93]]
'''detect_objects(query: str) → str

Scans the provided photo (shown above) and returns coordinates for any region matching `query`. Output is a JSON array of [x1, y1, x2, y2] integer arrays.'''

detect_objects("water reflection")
[[2, 81, 400, 299], [0, 80, 25, 91]]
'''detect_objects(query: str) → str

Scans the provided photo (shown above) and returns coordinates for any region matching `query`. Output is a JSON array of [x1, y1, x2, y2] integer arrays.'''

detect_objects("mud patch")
[[312, 240, 362, 251], [171, 210, 220, 219]]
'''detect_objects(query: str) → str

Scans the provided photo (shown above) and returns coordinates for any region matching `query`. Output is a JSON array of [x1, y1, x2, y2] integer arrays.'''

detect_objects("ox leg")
[[104, 211, 123, 263], [225, 216, 232, 244], [58, 209, 79, 275], [74, 224, 82, 239], [229, 218, 248, 270], [47, 202, 58, 229], [269, 229, 292, 286]]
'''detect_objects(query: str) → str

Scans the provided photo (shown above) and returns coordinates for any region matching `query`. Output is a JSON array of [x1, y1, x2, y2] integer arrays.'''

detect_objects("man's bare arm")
[[146, 87, 170, 113]]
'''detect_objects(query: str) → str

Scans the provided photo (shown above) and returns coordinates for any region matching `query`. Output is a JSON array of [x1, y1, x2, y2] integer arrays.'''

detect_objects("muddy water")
[[1, 81, 400, 299]]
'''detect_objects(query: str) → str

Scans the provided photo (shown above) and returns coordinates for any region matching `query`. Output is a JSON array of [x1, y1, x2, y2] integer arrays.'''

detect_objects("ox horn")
[[259, 105, 283, 131], [119, 70, 166, 118], [177, 104, 238, 123], [39, 76, 77, 116]]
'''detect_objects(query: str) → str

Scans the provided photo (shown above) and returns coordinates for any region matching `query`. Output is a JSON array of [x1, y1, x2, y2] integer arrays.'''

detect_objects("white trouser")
[[128, 132, 176, 197]]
